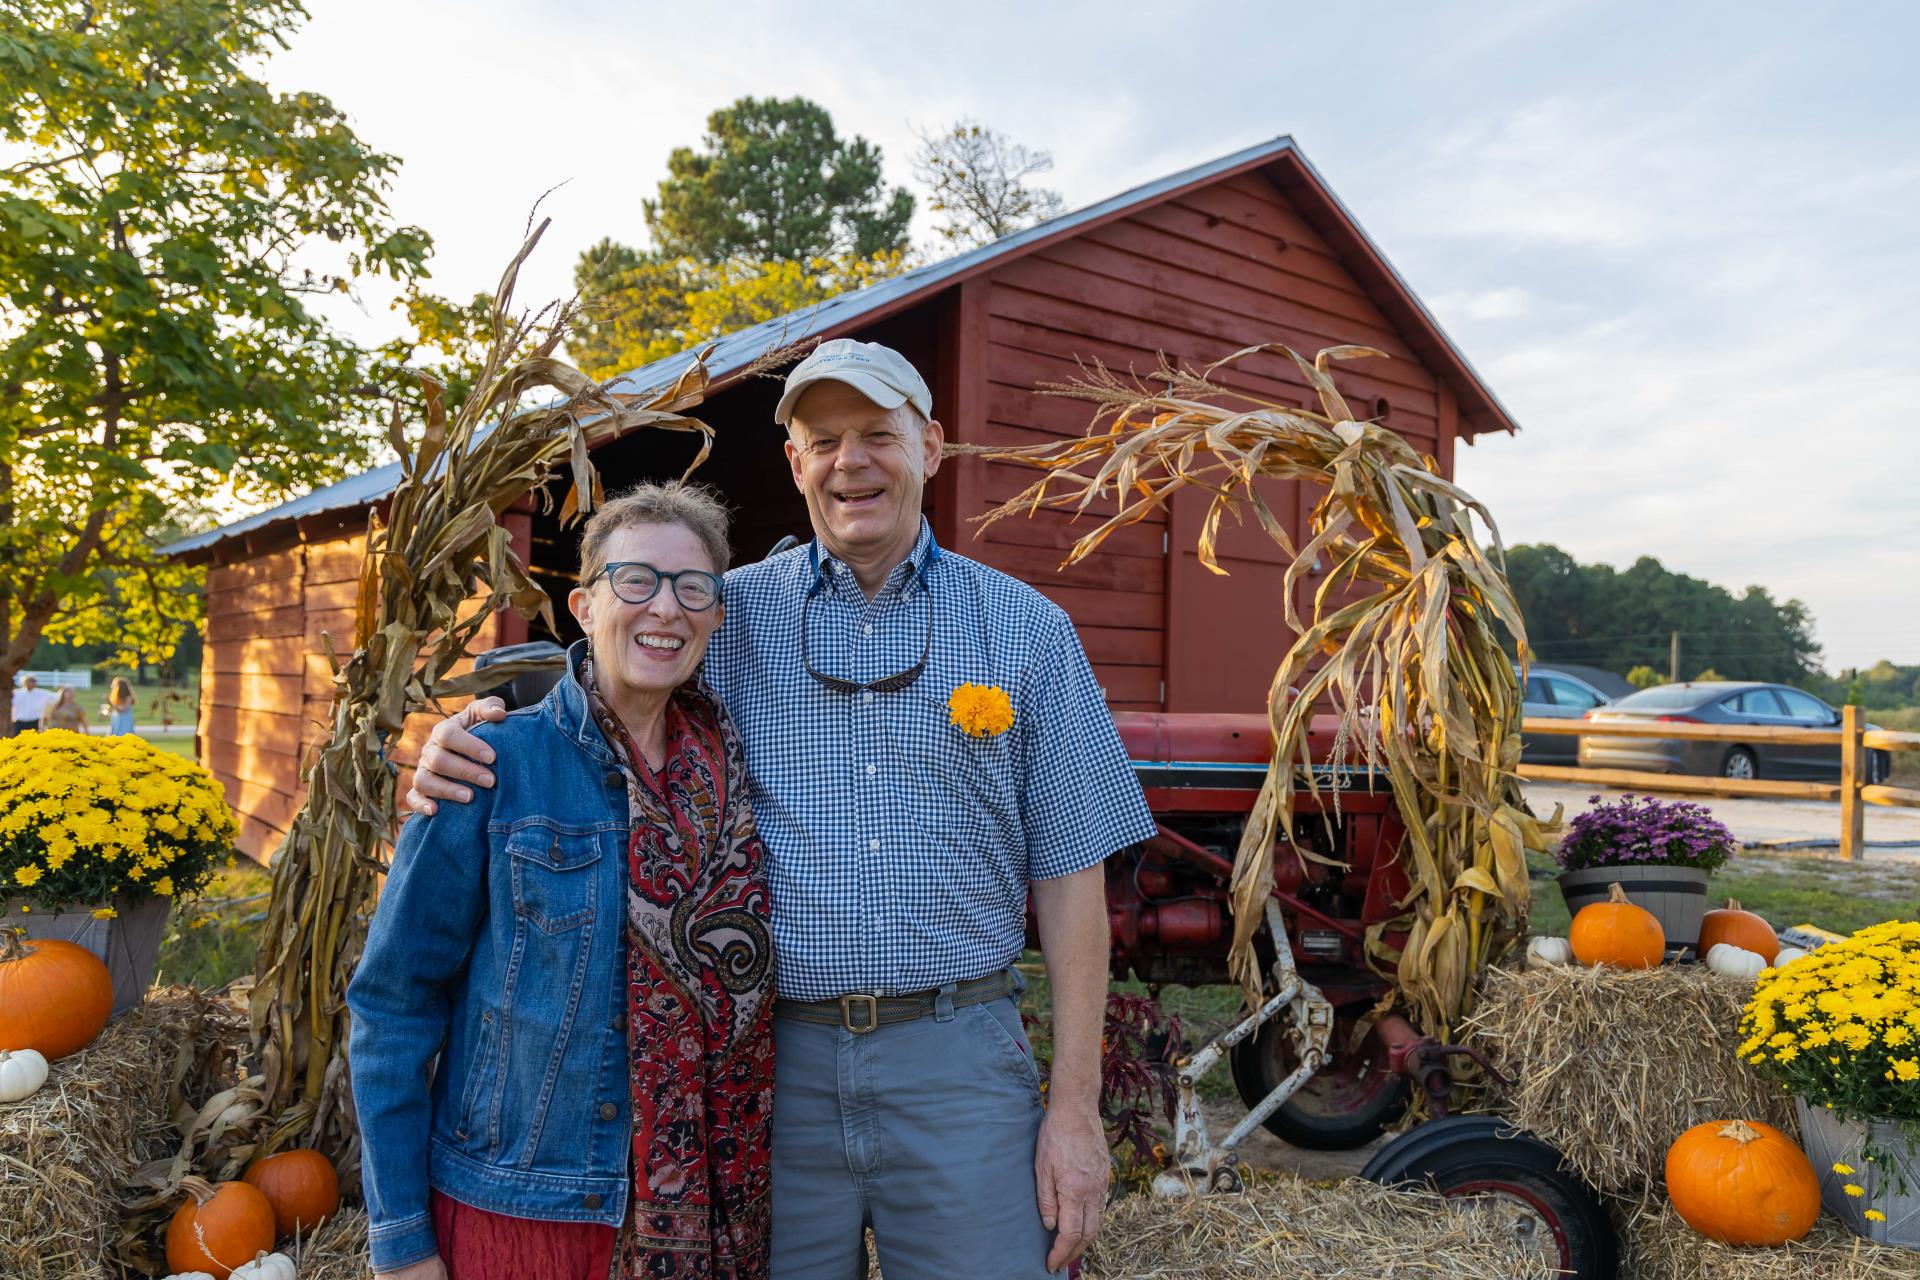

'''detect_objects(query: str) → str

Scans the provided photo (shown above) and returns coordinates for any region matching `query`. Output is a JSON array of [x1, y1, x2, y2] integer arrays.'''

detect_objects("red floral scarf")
[[583, 659, 775, 1280]]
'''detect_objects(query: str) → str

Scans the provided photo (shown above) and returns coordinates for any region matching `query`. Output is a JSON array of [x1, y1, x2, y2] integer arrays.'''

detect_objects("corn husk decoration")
[[125, 221, 713, 1231], [961, 343, 1557, 1040]]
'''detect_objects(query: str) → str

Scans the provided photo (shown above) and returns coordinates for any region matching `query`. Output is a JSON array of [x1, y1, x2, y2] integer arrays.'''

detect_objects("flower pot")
[[1557, 864, 1708, 950], [1797, 1097, 1920, 1249], [2, 894, 171, 1016]]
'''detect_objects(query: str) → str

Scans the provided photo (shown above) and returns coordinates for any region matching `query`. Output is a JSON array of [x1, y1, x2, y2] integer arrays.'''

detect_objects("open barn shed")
[[165, 135, 1517, 861]]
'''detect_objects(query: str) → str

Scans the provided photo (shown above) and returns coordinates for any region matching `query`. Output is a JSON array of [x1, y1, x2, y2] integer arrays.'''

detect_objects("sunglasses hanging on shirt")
[[801, 589, 932, 695]]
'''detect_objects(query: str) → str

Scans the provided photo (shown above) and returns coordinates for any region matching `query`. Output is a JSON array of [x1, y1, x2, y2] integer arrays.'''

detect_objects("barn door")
[[1162, 476, 1307, 713]]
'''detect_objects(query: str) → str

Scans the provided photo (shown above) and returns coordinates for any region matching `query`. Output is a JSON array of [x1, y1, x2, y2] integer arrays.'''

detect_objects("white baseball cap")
[[774, 338, 933, 426]]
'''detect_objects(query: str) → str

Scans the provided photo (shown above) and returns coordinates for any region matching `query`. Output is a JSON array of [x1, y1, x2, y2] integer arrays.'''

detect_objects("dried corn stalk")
[[963, 343, 1557, 1039], [126, 223, 713, 1226]]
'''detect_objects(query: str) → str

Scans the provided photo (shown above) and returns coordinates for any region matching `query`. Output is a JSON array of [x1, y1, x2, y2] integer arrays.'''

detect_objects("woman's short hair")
[[578, 482, 732, 585]]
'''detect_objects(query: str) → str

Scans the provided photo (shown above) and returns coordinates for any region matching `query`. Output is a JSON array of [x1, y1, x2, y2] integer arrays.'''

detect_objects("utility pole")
[[1670, 630, 1680, 684]]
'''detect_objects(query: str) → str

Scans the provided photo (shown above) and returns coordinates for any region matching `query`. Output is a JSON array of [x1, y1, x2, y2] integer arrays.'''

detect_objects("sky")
[[264, 0, 1920, 670]]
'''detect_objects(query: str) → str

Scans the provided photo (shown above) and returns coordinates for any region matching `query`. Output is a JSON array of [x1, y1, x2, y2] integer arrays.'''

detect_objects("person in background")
[[40, 685, 87, 733], [9, 675, 52, 735], [349, 482, 774, 1280], [104, 677, 137, 735]]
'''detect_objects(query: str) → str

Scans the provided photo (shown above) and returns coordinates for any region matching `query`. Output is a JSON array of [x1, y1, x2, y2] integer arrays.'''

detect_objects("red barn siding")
[[200, 526, 502, 863], [961, 170, 1446, 712]]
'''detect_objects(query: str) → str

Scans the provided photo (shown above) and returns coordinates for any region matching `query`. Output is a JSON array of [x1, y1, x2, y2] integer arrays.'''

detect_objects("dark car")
[[1520, 668, 1612, 765], [1577, 681, 1894, 783]]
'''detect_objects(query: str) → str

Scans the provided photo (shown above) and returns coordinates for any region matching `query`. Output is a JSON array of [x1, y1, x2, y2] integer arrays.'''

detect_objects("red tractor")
[[1088, 710, 1619, 1279]]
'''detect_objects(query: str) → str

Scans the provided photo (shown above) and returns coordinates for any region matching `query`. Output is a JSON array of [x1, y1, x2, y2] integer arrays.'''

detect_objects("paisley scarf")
[[583, 658, 775, 1280]]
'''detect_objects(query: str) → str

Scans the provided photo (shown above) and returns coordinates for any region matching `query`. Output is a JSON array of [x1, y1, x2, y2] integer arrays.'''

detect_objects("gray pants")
[[770, 983, 1058, 1279]]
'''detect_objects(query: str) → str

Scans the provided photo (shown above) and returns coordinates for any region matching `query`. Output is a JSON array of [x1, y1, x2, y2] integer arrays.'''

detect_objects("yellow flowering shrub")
[[948, 683, 1014, 738], [0, 729, 234, 911], [1740, 921, 1920, 1123]]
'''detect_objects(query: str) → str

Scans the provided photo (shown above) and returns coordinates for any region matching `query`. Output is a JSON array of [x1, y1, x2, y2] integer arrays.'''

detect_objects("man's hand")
[[405, 696, 507, 815], [375, 1255, 448, 1280], [1030, 863, 1111, 1271], [1035, 1100, 1109, 1272]]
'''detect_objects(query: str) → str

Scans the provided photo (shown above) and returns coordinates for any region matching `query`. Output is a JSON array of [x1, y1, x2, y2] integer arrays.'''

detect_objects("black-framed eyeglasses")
[[589, 561, 724, 612], [801, 588, 932, 694]]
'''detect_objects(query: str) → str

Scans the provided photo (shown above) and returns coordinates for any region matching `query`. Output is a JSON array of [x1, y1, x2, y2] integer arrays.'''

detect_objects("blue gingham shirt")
[[704, 520, 1155, 1000]]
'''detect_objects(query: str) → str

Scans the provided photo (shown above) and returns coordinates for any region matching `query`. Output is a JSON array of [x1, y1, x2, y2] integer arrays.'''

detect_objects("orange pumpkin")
[[244, 1147, 341, 1239], [1666, 1118, 1821, 1244], [165, 1177, 277, 1279], [1699, 898, 1779, 963], [0, 930, 113, 1058], [1569, 882, 1665, 968]]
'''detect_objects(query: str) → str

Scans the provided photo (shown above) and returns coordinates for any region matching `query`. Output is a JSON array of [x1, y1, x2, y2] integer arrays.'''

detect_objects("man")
[[408, 339, 1155, 1279], [9, 675, 53, 735]]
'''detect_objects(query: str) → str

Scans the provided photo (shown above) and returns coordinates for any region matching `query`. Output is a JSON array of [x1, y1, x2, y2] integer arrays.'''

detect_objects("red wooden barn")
[[166, 136, 1518, 861]]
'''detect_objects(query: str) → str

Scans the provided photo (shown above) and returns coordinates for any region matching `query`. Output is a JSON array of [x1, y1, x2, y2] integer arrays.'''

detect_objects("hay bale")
[[1466, 963, 1796, 1197], [1082, 1174, 1564, 1278], [1617, 1198, 1920, 1279], [0, 987, 235, 1280], [295, 1206, 369, 1280]]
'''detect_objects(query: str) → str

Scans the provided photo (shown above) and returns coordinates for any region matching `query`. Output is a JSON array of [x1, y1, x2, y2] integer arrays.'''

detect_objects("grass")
[[1526, 849, 1920, 939], [153, 857, 272, 991], [138, 732, 195, 759]]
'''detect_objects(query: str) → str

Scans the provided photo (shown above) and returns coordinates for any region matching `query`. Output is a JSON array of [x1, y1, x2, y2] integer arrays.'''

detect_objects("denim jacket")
[[347, 643, 644, 1272]]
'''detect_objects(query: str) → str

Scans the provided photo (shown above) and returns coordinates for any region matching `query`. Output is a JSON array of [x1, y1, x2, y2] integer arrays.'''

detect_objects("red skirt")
[[431, 1189, 616, 1280]]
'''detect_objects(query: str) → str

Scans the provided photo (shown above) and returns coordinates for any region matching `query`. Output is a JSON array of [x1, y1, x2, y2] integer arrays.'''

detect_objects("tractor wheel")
[[1363, 1115, 1618, 1280], [1229, 1011, 1410, 1151]]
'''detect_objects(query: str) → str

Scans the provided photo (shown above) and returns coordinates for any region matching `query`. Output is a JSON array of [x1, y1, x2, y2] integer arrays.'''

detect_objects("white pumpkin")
[[230, 1252, 296, 1280], [161, 1273, 217, 1280], [0, 1048, 48, 1103], [1525, 936, 1574, 968], [1772, 945, 1810, 967], [1705, 942, 1767, 979]]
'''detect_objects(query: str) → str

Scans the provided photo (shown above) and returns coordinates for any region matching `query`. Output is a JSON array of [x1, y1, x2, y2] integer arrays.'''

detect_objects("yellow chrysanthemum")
[[1845, 1183, 1866, 1197], [13, 864, 43, 886], [1833, 1162, 1856, 1175], [1867, 1210, 1887, 1222], [948, 683, 1015, 738]]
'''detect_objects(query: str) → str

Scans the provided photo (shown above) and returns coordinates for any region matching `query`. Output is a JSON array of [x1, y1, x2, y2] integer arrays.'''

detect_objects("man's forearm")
[[1031, 864, 1109, 1110]]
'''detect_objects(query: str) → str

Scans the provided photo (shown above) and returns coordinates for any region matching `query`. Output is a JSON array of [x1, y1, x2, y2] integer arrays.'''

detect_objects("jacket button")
[[612, 1011, 628, 1032], [549, 838, 562, 862], [605, 771, 623, 789], [598, 1102, 619, 1120], [583, 1193, 603, 1209]]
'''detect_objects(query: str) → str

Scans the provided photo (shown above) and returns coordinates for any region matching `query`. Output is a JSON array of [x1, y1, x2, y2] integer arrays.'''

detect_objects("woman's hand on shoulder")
[[375, 1256, 448, 1280]]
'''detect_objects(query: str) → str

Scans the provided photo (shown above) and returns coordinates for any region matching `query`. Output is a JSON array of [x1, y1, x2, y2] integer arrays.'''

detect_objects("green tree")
[[1504, 545, 1822, 683], [568, 249, 906, 382], [1626, 665, 1665, 690], [0, 0, 433, 697], [912, 119, 1066, 249], [644, 96, 913, 264]]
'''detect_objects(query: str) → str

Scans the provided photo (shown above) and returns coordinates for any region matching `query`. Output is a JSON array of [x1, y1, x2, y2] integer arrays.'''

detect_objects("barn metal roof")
[[165, 135, 1513, 560]]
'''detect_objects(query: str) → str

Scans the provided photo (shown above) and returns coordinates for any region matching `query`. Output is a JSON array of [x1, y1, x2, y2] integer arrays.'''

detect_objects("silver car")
[[1577, 681, 1893, 783], [1520, 669, 1611, 765]]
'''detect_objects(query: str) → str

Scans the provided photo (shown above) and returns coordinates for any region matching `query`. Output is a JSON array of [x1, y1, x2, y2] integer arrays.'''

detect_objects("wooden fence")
[[1518, 705, 1920, 861]]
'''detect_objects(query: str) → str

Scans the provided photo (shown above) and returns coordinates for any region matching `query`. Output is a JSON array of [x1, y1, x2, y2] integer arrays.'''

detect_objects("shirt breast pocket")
[[899, 691, 1021, 863], [507, 829, 605, 934]]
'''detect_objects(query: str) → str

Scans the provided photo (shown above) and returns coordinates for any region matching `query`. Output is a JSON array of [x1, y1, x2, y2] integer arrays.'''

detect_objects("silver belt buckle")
[[839, 993, 879, 1034]]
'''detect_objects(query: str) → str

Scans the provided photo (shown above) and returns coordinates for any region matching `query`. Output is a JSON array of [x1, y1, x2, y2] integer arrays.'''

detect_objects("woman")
[[104, 677, 136, 735], [349, 483, 774, 1280], [40, 685, 87, 733]]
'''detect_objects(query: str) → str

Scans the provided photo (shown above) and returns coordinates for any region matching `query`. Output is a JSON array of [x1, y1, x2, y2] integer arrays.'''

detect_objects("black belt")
[[775, 970, 1016, 1034]]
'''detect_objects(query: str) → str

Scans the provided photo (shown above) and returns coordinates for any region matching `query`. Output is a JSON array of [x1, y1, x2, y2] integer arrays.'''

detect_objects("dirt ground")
[[1198, 1097, 1388, 1179]]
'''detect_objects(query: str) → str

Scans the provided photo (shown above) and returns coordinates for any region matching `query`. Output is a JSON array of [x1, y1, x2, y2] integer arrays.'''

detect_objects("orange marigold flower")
[[948, 683, 1015, 738]]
